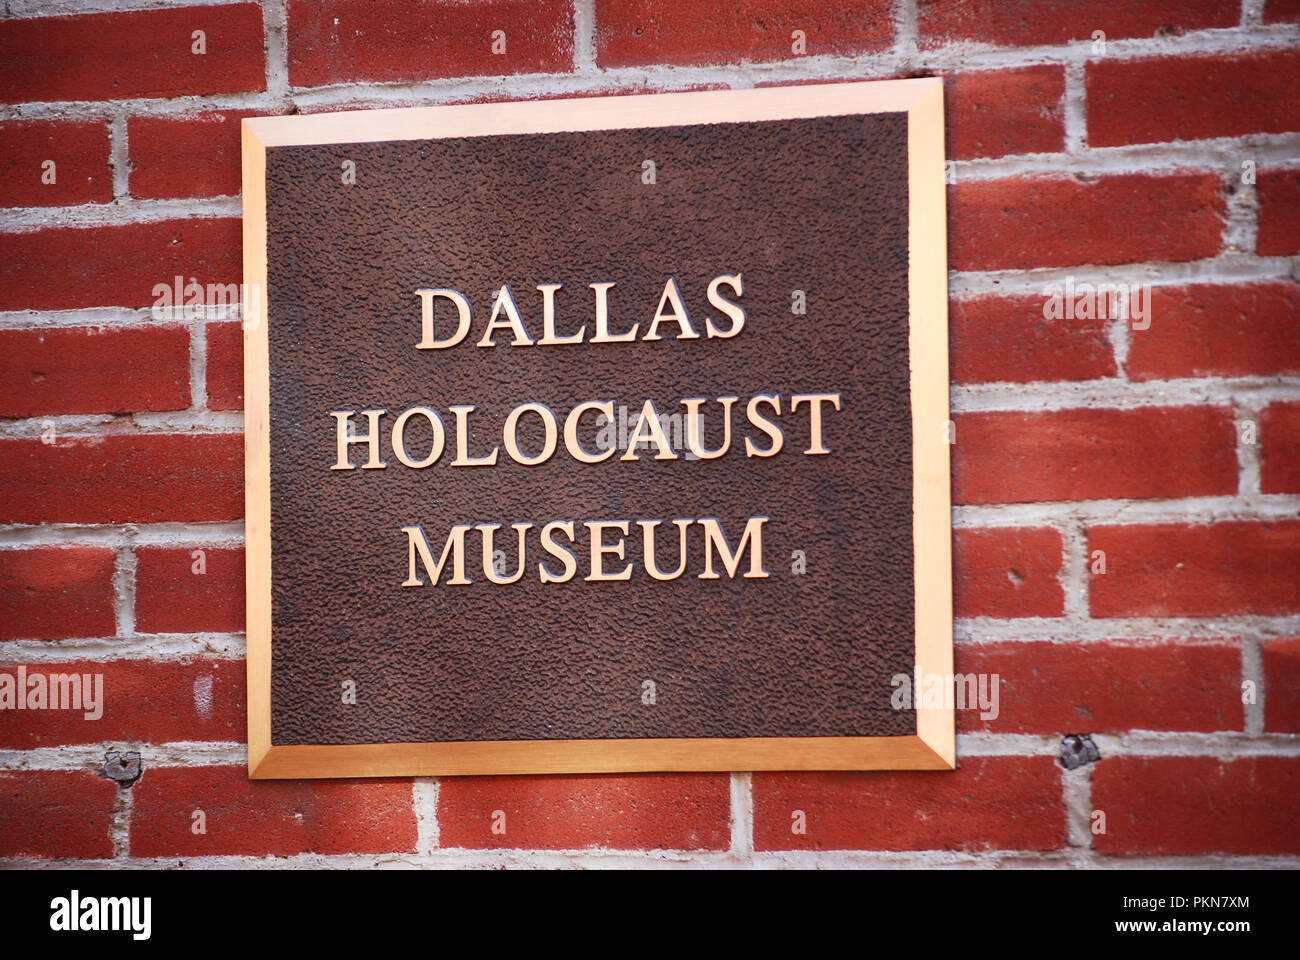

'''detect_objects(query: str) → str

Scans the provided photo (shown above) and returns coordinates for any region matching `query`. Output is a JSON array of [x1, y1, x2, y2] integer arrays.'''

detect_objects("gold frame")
[[242, 79, 953, 779]]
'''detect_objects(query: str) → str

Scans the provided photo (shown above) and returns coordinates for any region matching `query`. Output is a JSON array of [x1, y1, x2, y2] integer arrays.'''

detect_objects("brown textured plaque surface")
[[266, 113, 914, 745]]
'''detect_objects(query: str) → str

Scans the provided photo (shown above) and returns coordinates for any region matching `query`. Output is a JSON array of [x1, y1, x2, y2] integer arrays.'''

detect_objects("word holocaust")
[[330, 392, 842, 469]]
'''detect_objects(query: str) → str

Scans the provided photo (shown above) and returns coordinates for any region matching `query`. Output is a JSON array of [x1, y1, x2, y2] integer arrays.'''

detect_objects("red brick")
[[1092, 757, 1300, 855], [1128, 283, 1300, 381], [753, 757, 1065, 851], [129, 111, 260, 200], [949, 174, 1224, 271], [0, 770, 117, 860], [0, 434, 243, 525], [918, 0, 1237, 48], [768, 68, 1066, 162], [1089, 521, 1300, 618], [438, 773, 729, 850], [0, 120, 111, 207], [135, 546, 245, 634], [1265, 0, 1300, 23], [0, 325, 191, 417], [955, 640, 1243, 734], [952, 406, 1237, 505], [1088, 52, 1300, 148], [1257, 168, 1300, 257], [949, 293, 1115, 384], [0, 659, 244, 749], [0, 5, 266, 104], [206, 322, 244, 411], [595, 0, 892, 68], [1261, 402, 1300, 494], [953, 527, 1064, 618], [0, 547, 116, 642], [1262, 637, 1300, 733], [946, 66, 1065, 160], [130, 766, 415, 858], [0, 219, 241, 311], [288, 0, 574, 87]]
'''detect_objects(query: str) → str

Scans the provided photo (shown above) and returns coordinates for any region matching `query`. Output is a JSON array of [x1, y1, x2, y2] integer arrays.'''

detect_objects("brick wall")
[[1, 0, 1297, 868]]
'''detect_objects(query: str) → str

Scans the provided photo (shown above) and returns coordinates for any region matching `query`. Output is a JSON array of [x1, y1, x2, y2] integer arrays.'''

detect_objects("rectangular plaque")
[[242, 79, 953, 778]]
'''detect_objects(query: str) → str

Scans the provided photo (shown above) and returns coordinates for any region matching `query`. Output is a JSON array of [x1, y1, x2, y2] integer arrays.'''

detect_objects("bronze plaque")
[[242, 81, 953, 778]]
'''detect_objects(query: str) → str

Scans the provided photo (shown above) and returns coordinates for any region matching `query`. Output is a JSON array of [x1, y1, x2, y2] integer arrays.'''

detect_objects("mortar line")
[[1243, 636, 1266, 736], [7, 617, 1300, 664], [1234, 395, 1264, 498], [1062, 60, 1087, 154], [1058, 518, 1091, 624], [2, 848, 1298, 870], [572, 0, 596, 73], [893, 0, 919, 58], [112, 543, 137, 639], [262, 0, 290, 101], [5, 732, 1298, 773], [414, 778, 441, 854], [110, 782, 133, 860], [189, 317, 208, 411], [1063, 763, 1094, 848], [108, 111, 129, 199], [2, 493, 1300, 548], [729, 772, 753, 858]]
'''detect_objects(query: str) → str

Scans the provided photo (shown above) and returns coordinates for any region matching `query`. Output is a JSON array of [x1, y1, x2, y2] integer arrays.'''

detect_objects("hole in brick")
[[1059, 734, 1100, 769]]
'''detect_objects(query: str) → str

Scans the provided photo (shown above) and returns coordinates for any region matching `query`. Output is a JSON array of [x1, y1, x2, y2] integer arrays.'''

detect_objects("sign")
[[241, 80, 953, 778]]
